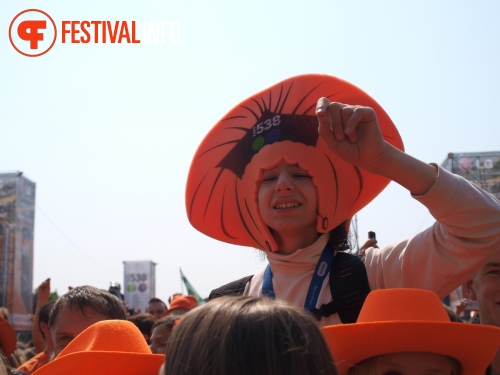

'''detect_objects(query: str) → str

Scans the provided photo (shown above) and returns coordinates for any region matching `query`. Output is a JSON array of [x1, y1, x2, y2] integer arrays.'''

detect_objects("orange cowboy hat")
[[185, 74, 404, 252], [0, 313, 17, 357], [33, 320, 164, 375], [166, 295, 198, 316], [321, 289, 500, 375]]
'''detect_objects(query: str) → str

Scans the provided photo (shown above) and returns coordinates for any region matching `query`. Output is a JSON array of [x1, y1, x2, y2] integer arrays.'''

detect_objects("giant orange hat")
[[33, 320, 165, 375], [186, 74, 404, 252], [321, 289, 500, 375]]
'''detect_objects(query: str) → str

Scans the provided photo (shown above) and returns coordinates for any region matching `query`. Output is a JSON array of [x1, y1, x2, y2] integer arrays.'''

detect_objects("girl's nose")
[[275, 172, 294, 192]]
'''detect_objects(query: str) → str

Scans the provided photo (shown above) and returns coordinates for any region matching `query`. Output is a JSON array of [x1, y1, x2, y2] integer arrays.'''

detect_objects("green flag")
[[180, 268, 205, 304]]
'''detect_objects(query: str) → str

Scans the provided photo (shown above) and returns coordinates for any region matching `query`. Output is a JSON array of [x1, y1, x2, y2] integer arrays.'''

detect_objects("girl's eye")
[[293, 174, 311, 179], [261, 175, 277, 182]]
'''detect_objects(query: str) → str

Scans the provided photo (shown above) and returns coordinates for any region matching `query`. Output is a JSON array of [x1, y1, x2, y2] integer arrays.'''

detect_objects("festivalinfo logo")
[[9, 9, 182, 57]]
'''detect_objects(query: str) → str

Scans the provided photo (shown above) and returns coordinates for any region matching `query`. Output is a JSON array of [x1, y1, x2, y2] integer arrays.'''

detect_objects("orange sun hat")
[[166, 295, 198, 316], [185, 74, 404, 252], [321, 289, 500, 375], [33, 320, 165, 375]]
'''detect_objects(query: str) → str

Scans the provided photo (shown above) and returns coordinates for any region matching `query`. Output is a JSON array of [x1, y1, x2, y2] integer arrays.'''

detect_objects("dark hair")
[[165, 296, 338, 375], [38, 301, 56, 340], [48, 285, 127, 329], [147, 297, 167, 309], [127, 313, 156, 338], [328, 220, 352, 252], [152, 315, 178, 331]]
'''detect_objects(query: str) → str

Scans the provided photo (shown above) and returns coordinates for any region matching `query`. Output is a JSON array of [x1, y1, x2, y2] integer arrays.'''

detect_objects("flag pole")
[[179, 268, 184, 294]]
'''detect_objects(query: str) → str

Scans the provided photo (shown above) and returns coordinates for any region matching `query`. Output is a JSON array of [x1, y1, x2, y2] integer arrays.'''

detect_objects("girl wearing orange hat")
[[321, 288, 500, 375], [186, 74, 500, 327]]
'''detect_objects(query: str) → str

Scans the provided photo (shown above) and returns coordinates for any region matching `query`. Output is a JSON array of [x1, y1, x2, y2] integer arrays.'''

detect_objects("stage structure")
[[0, 172, 36, 330]]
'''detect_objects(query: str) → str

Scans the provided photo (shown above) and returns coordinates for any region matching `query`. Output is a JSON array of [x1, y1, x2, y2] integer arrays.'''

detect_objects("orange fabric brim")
[[321, 321, 500, 375], [185, 74, 404, 251], [32, 352, 165, 375]]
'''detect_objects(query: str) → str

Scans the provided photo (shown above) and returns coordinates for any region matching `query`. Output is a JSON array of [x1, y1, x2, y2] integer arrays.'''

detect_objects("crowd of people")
[[2, 284, 500, 375], [0, 283, 199, 375], [2, 74, 500, 374]]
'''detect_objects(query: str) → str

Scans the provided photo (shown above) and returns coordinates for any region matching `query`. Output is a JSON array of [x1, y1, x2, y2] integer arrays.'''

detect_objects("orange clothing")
[[17, 351, 50, 374]]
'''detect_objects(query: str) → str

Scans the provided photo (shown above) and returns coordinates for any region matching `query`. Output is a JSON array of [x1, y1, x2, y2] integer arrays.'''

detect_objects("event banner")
[[441, 151, 500, 199], [0, 172, 36, 330], [123, 260, 156, 313]]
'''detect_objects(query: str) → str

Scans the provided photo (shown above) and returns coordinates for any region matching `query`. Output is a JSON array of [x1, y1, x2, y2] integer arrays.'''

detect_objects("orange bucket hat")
[[33, 320, 165, 375], [185, 74, 404, 252], [166, 295, 198, 316], [0, 314, 17, 357], [321, 289, 500, 375]]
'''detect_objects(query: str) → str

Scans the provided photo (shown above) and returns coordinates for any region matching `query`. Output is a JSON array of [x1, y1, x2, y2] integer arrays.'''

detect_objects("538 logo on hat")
[[9, 9, 57, 57]]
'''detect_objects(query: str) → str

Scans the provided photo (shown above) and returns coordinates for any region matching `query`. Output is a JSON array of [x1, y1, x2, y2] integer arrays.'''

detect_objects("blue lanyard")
[[262, 245, 334, 311]]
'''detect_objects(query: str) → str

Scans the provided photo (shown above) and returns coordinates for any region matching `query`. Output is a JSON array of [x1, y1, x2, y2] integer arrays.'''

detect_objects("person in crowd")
[[443, 303, 461, 323], [0, 309, 9, 321], [186, 74, 500, 326], [165, 295, 198, 317], [0, 356, 7, 375], [162, 295, 337, 375], [17, 301, 55, 374], [48, 285, 127, 357], [149, 316, 178, 354], [126, 313, 156, 344], [32, 320, 164, 375], [357, 239, 377, 257], [167, 293, 183, 305], [469, 312, 481, 324], [454, 298, 469, 318], [463, 249, 500, 374], [145, 298, 167, 320], [30, 279, 51, 354], [17, 278, 54, 374], [0, 312, 26, 375], [321, 288, 500, 375]]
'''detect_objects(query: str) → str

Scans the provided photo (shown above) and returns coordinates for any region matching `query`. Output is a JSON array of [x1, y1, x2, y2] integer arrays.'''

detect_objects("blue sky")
[[2, 0, 499, 305]]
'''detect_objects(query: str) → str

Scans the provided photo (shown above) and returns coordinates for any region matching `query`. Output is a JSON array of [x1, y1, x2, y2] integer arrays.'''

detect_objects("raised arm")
[[32, 278, 51, 353], [316, 98, 437, 196]]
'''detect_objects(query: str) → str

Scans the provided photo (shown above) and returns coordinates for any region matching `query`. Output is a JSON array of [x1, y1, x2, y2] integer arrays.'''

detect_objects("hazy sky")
[[2, 0, 499, 305]]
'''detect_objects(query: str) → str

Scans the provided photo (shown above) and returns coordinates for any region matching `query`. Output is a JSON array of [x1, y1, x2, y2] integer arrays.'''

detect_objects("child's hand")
[[358, 238, 378, 257], [37, 278, 51, 304], [316, 97, 389, 172]]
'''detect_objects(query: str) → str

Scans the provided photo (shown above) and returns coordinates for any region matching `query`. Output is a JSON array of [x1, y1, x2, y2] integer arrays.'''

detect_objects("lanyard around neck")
[[262, 245, 334, 311]]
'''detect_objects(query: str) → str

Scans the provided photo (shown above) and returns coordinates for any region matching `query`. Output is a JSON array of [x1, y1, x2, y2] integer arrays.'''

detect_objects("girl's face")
[[371, 352, 458, 375], [258, 162, 318, 249]]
